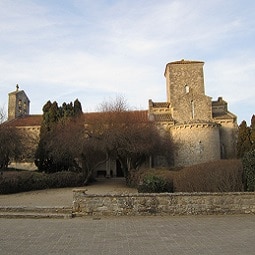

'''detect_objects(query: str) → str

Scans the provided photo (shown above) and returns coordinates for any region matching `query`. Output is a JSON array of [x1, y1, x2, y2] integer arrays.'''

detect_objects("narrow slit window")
[[191, 100, 195, 119], [185, 85, 189, 94]]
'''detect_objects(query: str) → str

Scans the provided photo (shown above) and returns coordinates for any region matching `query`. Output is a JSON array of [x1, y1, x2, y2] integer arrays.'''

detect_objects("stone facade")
[[8, 84, 30, 121], [149, 59, 237, 167], [170, 123, 221, 166], [5, 59, 237, 169], [73, 189, 255, 216]]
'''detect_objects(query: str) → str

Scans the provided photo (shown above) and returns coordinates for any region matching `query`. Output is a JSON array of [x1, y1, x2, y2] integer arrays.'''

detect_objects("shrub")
[[0, 170, 84, 194], [242, 150, 255, 191], [47, 171, 84, 188], [129, 167, 175, 188], [173, 160, 244, 192], [132, 160, 244, 193], [138, 174, 173, 193], [0, 171, 48, 194]]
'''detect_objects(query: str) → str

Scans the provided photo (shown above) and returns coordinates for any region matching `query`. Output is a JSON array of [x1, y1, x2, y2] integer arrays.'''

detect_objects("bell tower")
[[164, 60, 212, 123], [8, 84, 30, 120]]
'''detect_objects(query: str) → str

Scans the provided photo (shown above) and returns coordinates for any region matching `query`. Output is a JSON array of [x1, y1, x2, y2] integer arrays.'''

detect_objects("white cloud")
[[0, 0, 255, 123], [205, 53, 255, 102]]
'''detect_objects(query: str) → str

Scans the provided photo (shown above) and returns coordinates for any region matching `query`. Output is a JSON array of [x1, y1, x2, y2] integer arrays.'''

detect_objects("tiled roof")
[[3, 110, 149, 127], [4, 115, 42, 127], [85, 110, 149, 123]]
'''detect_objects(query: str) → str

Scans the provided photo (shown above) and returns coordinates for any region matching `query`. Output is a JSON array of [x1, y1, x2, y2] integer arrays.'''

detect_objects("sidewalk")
[[1, 215, 254, 255], [1, 178, 255, 254], [0, 178, 137, 207]]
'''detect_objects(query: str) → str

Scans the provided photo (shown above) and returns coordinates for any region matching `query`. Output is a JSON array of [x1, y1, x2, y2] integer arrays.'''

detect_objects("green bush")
[[138, 174, 173, 193], [0, 172, 47, 194], [242, 150, 255, 191], [47, 171, 84, 188]]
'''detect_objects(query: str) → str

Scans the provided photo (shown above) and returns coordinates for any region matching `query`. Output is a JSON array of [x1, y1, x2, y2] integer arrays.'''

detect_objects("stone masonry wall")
[[73, 189, 255, 217], [8, 90, 30, 120], [217, 120, 238, 159], [165, 61, 212, 123], [170, 123, 221, 166]]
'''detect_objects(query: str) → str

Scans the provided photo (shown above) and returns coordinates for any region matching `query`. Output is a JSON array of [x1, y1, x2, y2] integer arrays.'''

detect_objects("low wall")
[[72, 189, 255, 217]]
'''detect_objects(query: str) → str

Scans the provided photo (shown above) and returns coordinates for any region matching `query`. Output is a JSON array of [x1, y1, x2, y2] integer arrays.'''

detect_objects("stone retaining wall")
[[72, 189, 255, 216]]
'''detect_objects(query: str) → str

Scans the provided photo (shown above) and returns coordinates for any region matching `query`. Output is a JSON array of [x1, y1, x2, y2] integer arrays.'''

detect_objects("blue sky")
[[0, 0, 255, 124]]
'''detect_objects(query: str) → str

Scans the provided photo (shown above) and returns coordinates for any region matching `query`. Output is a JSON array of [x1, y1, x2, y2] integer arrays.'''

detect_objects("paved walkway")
[[1, 178, 255, 254], [0, 178, 137, 207], [1, 215, 254, 255]]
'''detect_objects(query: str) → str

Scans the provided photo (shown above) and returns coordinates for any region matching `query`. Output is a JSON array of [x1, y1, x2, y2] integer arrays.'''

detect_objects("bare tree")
[[0, 106, 21, 169], [36, 96, 174, 184], [87, 96, 174, 180], [0, 105, 7, 124]]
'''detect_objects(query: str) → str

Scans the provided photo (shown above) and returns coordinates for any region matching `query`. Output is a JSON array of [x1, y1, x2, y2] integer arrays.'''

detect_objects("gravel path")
[[0, 178, 137, 207]]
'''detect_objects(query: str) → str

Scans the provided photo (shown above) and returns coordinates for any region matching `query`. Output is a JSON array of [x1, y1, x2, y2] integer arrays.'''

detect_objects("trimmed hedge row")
[[132, 159, 244, 193], [0, 171, 85, 194]]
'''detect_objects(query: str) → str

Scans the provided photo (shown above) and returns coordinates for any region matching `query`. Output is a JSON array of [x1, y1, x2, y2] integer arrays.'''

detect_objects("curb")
[[0, 206, 73, 219]]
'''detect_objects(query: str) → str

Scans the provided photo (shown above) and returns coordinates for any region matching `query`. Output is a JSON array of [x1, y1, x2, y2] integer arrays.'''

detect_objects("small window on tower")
[[18, 99, 22, 109], [185, 85, 189, 94]]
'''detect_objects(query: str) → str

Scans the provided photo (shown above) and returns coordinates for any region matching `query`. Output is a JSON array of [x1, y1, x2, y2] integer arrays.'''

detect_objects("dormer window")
[[185, 84, 189, 94]]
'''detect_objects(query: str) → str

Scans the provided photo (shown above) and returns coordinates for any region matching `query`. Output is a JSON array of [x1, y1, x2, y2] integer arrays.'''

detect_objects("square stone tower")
[[164, 60, 212, 123], [8, 84, 30, 120]]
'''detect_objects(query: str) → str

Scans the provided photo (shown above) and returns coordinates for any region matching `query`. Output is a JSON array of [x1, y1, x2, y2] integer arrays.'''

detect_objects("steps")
[[0, 206, 73, 219]]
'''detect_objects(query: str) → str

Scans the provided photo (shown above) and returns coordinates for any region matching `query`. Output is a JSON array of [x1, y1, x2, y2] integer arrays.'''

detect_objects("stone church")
[[148, 60, 237, 166], [5, 59, 237, 173]]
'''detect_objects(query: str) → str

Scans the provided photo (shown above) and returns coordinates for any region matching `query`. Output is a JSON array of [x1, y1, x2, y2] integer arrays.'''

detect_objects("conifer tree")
[[237, 120, 251, 158], [35, 99, 83, 173], [74, 99, 83, 116], [250, 115, 255, 150]]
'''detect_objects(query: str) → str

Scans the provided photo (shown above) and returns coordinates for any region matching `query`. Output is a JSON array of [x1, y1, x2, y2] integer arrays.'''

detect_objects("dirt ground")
[[0, 178, 137, 207]]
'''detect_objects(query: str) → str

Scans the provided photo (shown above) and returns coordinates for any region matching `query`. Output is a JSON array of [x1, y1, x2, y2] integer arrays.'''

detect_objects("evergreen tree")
[[35, 99, 83, 173], [250, 115, 255, 150], [237, 120, 251, 158], [74, 99, 83, 116], [242, 149, 255, 191]]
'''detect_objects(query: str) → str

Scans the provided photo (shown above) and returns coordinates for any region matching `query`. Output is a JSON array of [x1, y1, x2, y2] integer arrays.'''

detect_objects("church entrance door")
[[116, 160, 124, 177]]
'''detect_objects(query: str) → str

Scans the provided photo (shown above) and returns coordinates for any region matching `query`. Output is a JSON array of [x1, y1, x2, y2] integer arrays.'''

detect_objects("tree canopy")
[[237, 115, 255, 158], [0, 106, 22, 169], [35, 96, 174, 184], [35, 99, 83, 173], [80, 96, 174, 183]]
